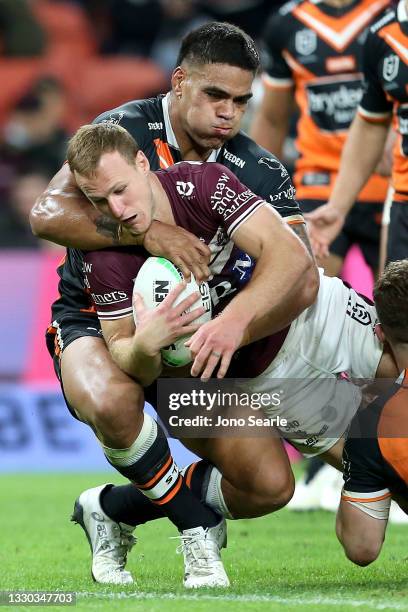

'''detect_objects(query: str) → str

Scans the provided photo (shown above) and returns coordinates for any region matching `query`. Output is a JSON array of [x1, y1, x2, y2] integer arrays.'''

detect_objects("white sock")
[[205, 467, 233, 519], [101, 413, 157, 467]]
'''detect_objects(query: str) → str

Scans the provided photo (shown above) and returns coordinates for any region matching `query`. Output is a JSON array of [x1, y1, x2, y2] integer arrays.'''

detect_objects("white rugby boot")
[[175, 518, 230, 588], [71, 484, 136, 585]]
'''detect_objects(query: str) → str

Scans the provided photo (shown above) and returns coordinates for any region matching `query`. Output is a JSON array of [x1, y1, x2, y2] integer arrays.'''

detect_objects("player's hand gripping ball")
[[133, 257, 212, 366]]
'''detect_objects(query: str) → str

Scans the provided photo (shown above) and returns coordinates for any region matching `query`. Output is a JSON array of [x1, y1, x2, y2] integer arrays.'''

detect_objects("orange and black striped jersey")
[[262, 0, 389, 201], [358, 0, 408, 202], [342, 370, 408, 504]]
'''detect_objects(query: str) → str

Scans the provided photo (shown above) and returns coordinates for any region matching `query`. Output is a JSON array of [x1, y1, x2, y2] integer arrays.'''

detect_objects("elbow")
[[29, 194, 55, 239]]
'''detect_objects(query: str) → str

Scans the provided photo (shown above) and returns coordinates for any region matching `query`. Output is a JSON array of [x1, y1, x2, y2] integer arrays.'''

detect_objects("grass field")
[[1, 473, 408, 612]]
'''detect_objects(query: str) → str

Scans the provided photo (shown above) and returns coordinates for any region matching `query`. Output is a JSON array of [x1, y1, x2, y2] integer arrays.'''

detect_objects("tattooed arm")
[[30, 163, 211, 279], [290, 221, 315, 261], [30, 163, 133, 248]]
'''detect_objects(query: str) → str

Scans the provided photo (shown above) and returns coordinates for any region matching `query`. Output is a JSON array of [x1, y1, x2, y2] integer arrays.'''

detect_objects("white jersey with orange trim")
[[358, 0, 408, 203], [261, 0, 390, 201]]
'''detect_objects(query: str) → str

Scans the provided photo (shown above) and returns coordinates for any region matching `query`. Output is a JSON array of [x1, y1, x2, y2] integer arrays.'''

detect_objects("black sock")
[[101, 459, 215, 528], [107, 419, 219, 532]]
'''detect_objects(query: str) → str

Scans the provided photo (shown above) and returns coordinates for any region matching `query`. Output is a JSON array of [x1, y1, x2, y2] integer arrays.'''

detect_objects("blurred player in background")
[[251, 0, 390, 278], [250, 0, 391, 509], [307, 0, 408, 266], [338, 260, 408, 565], [30, 23, 317, 586]]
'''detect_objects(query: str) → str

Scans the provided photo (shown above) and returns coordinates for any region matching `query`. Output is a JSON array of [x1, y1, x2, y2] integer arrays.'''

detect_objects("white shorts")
[[244, 271, 383, 455]]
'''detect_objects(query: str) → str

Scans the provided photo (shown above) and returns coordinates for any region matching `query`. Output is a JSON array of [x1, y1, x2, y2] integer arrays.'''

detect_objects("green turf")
[[1, 473, 407, 611]]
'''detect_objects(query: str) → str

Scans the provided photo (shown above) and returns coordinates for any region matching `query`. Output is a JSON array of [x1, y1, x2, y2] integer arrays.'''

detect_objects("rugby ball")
[[133, 257, 212, 367]]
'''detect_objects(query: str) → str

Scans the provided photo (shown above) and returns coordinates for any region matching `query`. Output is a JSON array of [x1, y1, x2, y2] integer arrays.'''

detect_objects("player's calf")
[[101, 413, 230, 588]]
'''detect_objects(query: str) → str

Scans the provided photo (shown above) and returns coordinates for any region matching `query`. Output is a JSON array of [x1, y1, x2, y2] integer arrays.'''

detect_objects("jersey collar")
[[161, 92, 221, 162]]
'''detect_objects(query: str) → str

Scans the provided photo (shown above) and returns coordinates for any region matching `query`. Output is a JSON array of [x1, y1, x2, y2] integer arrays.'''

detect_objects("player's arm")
[[100, 284, 204, 387], [227, 204, 317, 341], [29, 163, 126, 248], [30, 163, 211, 281], [306, 115, 390, 257], [250, 85, 294, 158], [188, 203, 318, 379], [100, 314, 162, 387], [306, 29, 393, 257]]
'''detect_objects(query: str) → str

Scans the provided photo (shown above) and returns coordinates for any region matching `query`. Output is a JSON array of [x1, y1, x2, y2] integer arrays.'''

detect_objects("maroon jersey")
[[83, 161, 290, 377]]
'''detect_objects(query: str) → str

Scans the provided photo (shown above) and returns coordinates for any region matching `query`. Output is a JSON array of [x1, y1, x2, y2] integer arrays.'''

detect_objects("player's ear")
[[375, 323, 386, 344], [135, 150, 150, 174], [172, 66, 186, 98]]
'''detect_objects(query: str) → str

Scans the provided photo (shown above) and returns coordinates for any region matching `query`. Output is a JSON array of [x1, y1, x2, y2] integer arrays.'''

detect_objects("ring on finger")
[[211, 351, 221, 358]]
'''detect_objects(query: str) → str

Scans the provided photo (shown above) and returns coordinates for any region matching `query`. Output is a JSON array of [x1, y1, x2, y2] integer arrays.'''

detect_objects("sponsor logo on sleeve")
[[258, 157, 293, 195], [269, 184, 296, 202], [91, 291, 128, 305], [258, 157, 289, 178], [102, 112, 124, 126]]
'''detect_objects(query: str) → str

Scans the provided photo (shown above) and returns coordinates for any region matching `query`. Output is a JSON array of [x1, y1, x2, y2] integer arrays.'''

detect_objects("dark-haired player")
[[337, 260, 408, 566], [30, 23, 317, 586]]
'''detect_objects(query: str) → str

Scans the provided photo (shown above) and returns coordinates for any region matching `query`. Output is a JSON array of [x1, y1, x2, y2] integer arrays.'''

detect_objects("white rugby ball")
[[133, 257, 212, 367]]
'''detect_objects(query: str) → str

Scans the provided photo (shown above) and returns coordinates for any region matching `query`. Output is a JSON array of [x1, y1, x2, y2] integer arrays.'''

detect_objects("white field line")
[[77, 591, 408, 610]]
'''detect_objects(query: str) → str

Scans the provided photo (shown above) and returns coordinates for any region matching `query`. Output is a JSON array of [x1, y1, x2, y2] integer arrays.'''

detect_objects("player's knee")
[[344, 542, 381, 567], [253, 468, 295, 513], [90, 379, 144, 430]]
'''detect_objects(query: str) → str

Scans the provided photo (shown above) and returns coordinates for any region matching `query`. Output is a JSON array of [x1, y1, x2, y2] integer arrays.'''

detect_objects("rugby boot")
[[71, 484, 136, 585], [175, 518, 230, 588]]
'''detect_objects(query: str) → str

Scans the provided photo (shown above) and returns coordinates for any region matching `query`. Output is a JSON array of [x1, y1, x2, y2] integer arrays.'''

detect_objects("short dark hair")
[[67, 123, 139, 177], [374, 260, 408, 343], [176, 22, 260, 74]]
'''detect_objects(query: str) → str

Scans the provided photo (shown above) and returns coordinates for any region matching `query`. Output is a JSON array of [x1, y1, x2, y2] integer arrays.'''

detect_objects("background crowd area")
[[0, 0, 283, 249]]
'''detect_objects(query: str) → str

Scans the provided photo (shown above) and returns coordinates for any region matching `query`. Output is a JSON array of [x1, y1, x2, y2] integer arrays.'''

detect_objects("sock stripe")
[[185, 462, 198, 489], [136, 455, 172, 490], [152, 475, 182, 506]]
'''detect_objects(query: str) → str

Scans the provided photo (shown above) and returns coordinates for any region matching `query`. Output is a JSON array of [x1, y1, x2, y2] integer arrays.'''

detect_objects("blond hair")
[[67, 123, 139, 177]]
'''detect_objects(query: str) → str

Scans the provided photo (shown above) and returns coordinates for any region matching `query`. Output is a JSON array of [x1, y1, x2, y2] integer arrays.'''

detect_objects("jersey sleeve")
[[358, 28, 393, 123], [233, 137, 303, 224], [92, 101, 150, 148], [198, 163, 267, 238], [261, 8, 293, 88], [82, 247, 149, 321]]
